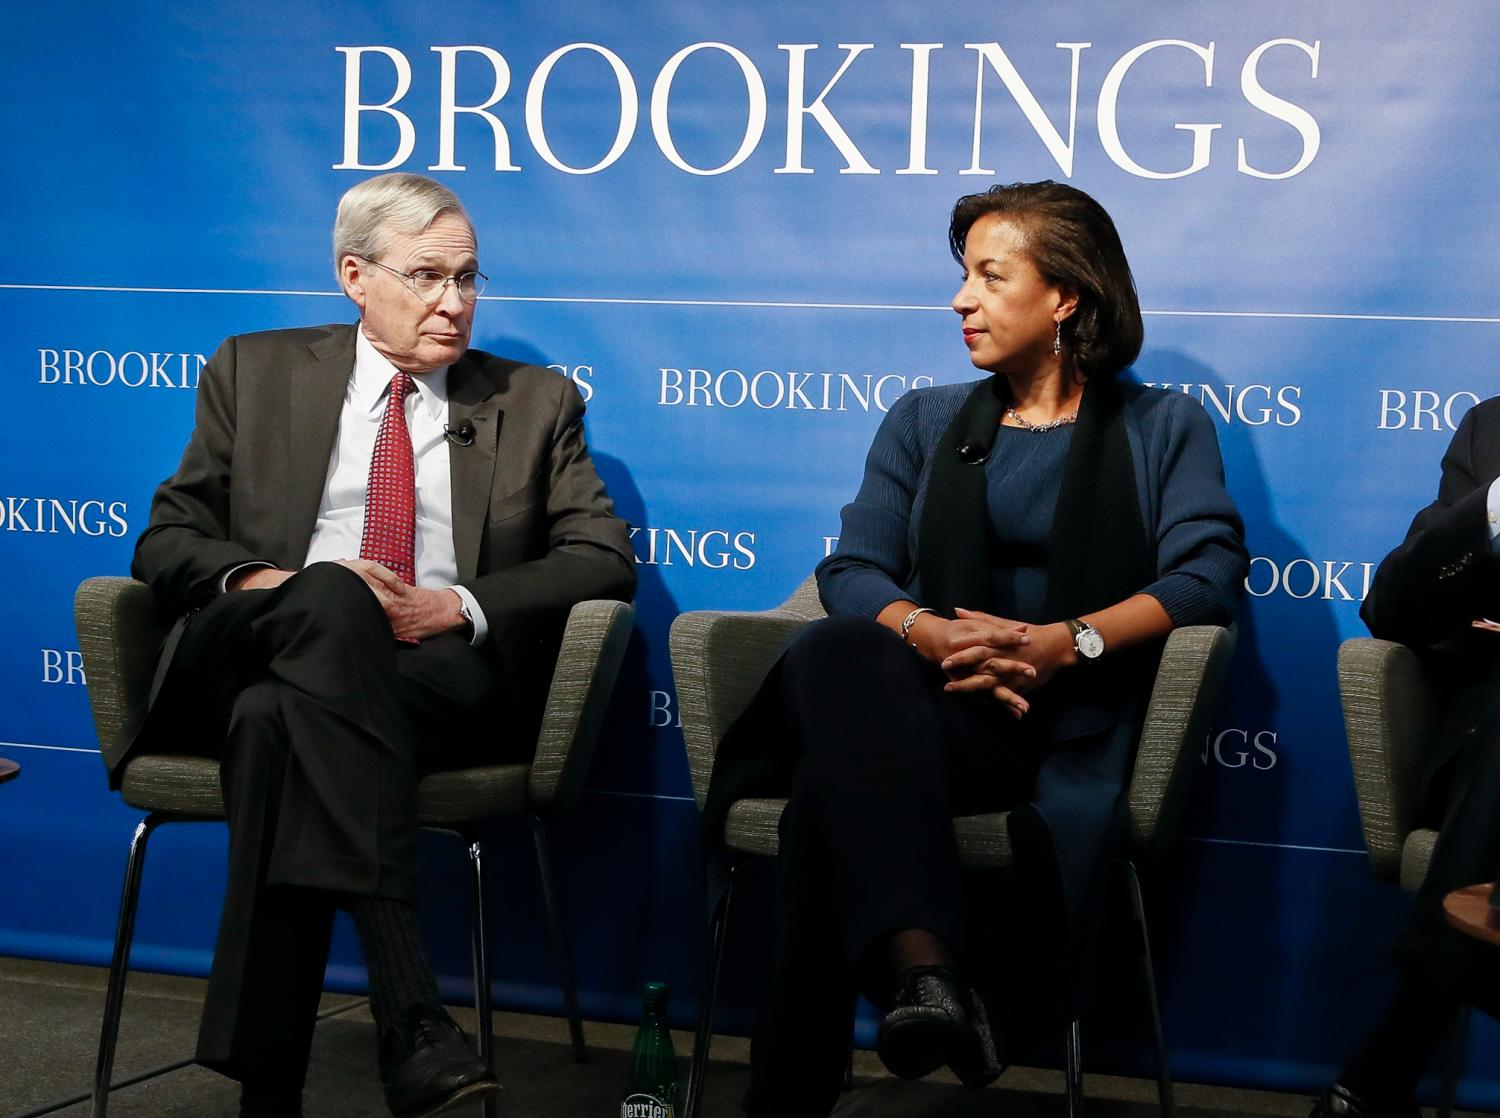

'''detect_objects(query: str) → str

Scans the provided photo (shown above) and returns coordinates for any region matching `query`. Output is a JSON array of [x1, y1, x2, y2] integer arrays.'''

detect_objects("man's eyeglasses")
[[357, 255, 488, 304]]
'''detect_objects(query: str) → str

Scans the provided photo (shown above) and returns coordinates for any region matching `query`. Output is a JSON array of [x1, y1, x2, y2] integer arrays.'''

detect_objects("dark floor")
[[0, 957, 1482, 1117]]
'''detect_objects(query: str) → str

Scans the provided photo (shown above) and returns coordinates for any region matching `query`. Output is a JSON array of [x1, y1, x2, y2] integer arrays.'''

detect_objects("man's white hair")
[[332, 173, 473, 287]]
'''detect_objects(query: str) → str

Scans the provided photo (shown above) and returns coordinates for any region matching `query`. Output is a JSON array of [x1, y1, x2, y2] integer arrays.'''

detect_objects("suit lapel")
[[1476, 403, 1500, 486], [286, 326, 357, 565], [447, 352, 501, 581]]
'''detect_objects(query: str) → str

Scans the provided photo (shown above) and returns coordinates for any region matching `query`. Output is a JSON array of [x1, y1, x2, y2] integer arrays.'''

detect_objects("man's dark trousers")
[[145, 562, 512, 1084], [1395, 686, 1500, 1019]]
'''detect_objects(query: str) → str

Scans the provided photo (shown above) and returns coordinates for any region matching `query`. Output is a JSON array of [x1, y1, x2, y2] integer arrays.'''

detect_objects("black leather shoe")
[[875, 966, 1004, 1089], [1308, 1082, 1420, 1118], [378, 1004, 499, 1117]]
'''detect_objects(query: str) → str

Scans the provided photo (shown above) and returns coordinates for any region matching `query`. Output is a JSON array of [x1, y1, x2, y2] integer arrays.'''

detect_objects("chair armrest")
[[73, 577, 173, 774], [1337, 637, 1435, 882], [528, 599, 635, 813], [671, 608, 816, 810], [1128, 624, 1236, 856], [781, 574, 827, 622]]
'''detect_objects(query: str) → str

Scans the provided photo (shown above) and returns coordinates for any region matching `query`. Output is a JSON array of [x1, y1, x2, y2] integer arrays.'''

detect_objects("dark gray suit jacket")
[[1361, 395, 1500, 811], [125, 322, 635, 780]]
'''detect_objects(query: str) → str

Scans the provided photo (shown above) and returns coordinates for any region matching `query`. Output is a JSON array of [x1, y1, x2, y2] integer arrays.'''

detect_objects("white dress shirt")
[[1489, 476, 1500, 548], [230, 327, 488, 643]]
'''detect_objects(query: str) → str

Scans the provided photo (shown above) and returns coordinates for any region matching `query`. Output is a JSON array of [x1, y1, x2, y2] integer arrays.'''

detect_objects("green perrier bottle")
[[619, 982, 678, 1118]]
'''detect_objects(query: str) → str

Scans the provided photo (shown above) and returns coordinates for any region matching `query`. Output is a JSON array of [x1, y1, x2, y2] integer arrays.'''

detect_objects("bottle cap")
[[641, 981, 669, 1010]]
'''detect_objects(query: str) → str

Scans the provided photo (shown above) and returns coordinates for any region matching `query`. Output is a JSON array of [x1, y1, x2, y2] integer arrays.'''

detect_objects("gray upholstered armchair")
[[1336, 638, 1441, 892], [670, 575, 1236, 1118], [74, 575, 633, 1118], [1336, 637, 1463, 1115]]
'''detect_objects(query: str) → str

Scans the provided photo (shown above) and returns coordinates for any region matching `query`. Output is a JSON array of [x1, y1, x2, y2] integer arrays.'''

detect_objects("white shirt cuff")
[[219, 561, 273, 593], [1488, 477, 1500, 551], [450, 584, 489, 645]]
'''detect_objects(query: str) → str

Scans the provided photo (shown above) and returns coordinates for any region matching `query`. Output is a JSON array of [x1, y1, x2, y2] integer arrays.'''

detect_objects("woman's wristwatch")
[[1065, 618, 1104, 662], [900, 606, 936, 646]]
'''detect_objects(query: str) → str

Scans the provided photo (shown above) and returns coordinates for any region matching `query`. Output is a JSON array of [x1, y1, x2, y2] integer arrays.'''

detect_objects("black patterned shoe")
[[378, 1004, 499, 1117], [875, 966, 1004, 1089], [1308, 1082, 1420, 1118]]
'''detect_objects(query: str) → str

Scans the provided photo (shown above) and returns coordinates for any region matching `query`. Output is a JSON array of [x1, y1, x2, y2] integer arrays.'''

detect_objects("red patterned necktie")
[[359, 371, 417, 585]]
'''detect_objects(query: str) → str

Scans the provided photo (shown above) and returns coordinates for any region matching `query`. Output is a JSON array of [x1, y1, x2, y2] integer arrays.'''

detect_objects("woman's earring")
[[1052, 320, 1062, 356]]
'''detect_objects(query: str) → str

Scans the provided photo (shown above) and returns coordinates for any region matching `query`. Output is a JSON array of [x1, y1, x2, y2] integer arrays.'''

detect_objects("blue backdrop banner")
[[2, 1, 1498, 1105]]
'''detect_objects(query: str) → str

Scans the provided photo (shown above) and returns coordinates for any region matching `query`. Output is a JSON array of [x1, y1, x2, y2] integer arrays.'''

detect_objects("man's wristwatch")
[[1065, 618, 1104, 662]]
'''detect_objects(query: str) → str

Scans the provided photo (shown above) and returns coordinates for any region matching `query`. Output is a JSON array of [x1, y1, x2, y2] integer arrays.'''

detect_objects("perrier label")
[[619, 982, 678, 1118], [621, 1093, 673, 1118]]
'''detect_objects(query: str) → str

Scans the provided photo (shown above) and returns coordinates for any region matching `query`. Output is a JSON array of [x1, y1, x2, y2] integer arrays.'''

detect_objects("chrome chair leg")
[[1064, 1018, 1084, 1118], [1124, 860, 1174, 1117], [1436, 1007, 1469, 1118], [464, 834, 499, 1118], [531, 815, 586, 1062], [91, 814, 164, 1118], [684, 863, 738, 1118]]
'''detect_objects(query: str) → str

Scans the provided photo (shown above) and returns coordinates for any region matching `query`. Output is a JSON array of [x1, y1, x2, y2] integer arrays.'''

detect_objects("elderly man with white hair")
[[125, 173, 635, 1117]]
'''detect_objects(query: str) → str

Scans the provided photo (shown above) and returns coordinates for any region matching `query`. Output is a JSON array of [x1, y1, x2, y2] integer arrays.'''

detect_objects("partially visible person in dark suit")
[[1312, 398, 1500, 1117], [703, 181, 1246, 1117], [128, 172, 635, 1117]]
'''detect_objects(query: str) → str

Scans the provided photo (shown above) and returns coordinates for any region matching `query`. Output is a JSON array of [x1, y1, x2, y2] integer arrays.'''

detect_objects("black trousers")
[[146, 563, 516, 1084], [1396, 694, 1500, 1018], [746, 615, 1043, 1116]]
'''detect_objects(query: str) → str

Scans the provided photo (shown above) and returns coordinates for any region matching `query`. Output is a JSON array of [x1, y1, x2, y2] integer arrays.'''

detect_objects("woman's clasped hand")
[[906, 606, 1077, 718]]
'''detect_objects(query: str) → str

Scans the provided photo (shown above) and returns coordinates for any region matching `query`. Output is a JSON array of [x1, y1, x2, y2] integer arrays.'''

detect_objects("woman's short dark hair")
[[949, 181, 1143, 379]]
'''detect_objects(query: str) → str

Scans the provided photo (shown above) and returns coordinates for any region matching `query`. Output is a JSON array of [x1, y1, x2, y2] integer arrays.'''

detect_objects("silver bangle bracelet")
[[900, 606, 937, 645]]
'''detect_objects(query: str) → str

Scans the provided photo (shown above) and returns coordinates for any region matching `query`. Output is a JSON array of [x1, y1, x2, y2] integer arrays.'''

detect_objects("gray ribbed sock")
[[349, 897, 441, 1033]]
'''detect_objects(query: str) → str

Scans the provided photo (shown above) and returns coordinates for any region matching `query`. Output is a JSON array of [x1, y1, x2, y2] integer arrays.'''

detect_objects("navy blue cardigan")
[[817, 379, 1245, 628]]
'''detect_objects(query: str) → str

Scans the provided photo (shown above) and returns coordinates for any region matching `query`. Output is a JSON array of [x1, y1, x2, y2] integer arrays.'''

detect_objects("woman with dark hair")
[[703, 181, 1247, 1116]]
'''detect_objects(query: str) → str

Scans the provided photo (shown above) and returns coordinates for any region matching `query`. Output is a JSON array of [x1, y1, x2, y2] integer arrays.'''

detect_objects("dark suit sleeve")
[[458, 379, 635, 659], [131, 336, 271, 613], [1361, 406, 1500, 648]]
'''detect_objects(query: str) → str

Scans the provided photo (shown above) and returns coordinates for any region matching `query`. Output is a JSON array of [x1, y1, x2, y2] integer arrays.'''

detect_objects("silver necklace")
[[1005, 406, 1079, 432]]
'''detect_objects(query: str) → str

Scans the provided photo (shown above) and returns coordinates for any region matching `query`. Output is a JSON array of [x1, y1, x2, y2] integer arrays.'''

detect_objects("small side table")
[[1443, 884, 1500, 949], [0, 758, 18, 784]]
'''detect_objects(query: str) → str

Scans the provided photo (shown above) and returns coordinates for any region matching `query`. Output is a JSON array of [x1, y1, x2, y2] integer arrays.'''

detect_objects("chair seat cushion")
[[417, 764, 531, 824], [118, 755, 532, 825], [723, 798, 1015, 868], [1401, 828, 1440, 893], [952, 813, 1013, 868], [120, 755, 226, 817], [724, 798, 787, 855]]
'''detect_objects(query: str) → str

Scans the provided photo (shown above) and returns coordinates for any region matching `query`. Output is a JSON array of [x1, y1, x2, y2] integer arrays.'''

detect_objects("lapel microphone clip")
[[443, 421, 476, 447]]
